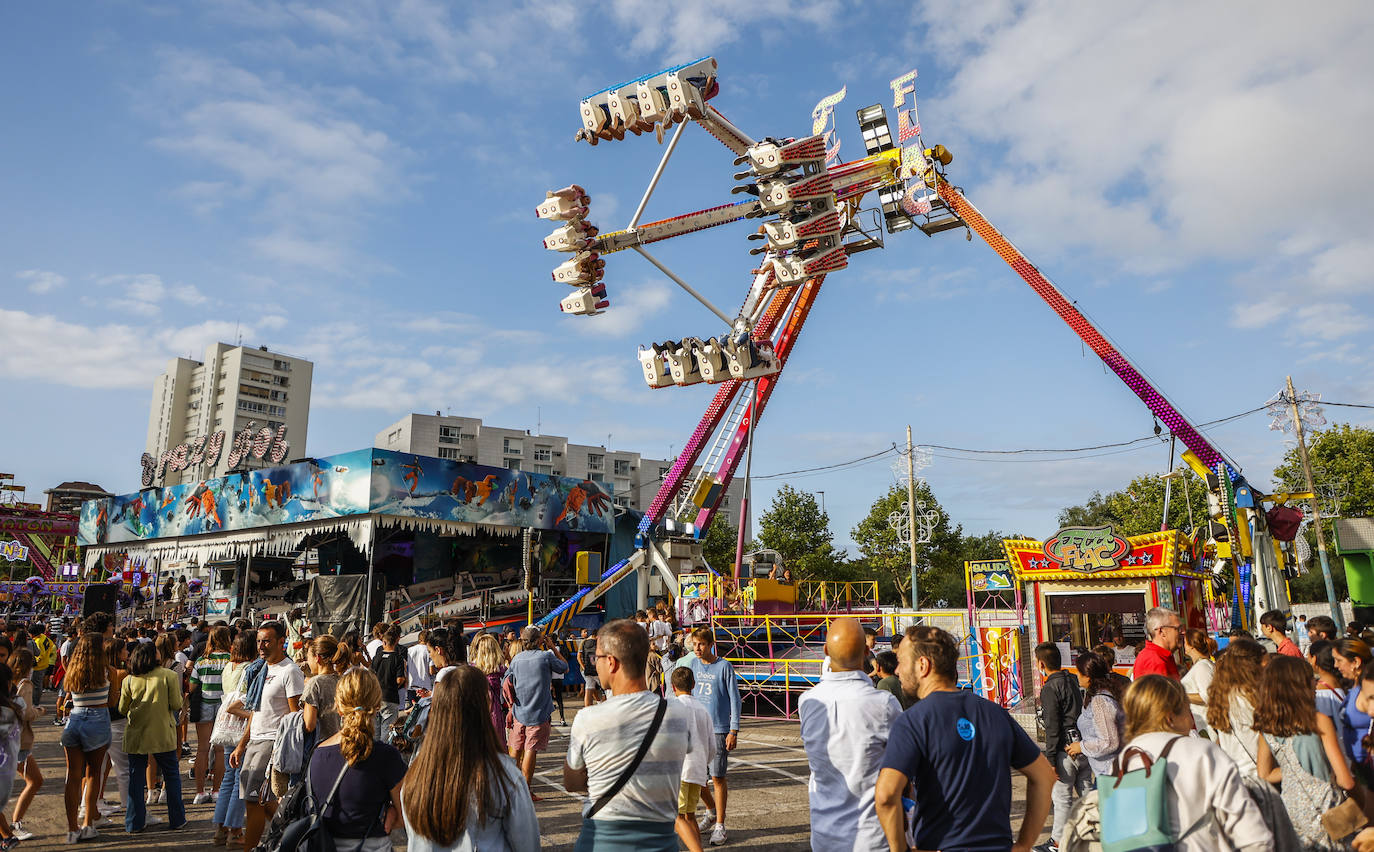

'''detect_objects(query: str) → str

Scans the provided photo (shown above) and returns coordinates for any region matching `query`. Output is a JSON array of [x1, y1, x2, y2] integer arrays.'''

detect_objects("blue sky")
[[4, 1, 1374, 552]]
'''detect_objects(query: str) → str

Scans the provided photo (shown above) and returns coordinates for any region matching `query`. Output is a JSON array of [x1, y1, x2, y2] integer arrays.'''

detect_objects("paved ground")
[[19, 701, 1049, 850]]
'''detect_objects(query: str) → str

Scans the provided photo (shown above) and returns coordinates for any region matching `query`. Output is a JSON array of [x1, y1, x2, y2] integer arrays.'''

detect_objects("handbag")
[[270, 759, 350, 852], [1268, 733, 1366, 842], [584, 695, 667, 819], [210, 690, 248, 748]]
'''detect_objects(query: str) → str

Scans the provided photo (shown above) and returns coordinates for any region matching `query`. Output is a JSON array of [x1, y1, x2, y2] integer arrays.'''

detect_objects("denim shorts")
[[60, 707, 111, 752], [196, 699, 220, 724]]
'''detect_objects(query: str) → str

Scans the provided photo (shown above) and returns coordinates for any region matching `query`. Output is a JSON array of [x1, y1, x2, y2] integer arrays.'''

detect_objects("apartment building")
[[146, 343, 313, 486], [373, 412, 742, 528]]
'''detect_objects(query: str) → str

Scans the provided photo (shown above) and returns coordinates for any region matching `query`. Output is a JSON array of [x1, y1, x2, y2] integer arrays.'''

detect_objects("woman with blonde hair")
[[469, 634, 508, 748], [1112, 675, 1270, 851], [7, 648, 45, 841], [305, 668, 407, 851], [403, 666, 538, 851], [1181, 629, 1217, 734], [1206, 637, 1265, 776], [60, 634, 109, 843]]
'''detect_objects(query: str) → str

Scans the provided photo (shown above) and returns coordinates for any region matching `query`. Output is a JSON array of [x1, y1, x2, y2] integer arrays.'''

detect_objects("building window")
[[614, 495, 629, 507], [589, 471, 604, 482], [587, 453, 604, 472], [505, 459, 521, 471], [439, 425, 463, 444], [437, 447, 461, 459], [613, 459, 631, 476], [460, 455, 476, 463], [504, 437, 522, 456], [534, 463, 553, 475], [533, 447, 552, 462], [387, 428, 401, 444]]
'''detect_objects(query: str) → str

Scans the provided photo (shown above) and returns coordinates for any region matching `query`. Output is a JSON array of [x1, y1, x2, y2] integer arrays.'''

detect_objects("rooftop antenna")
[[235, 320, 241, 346], [537, 406, 541, 436]]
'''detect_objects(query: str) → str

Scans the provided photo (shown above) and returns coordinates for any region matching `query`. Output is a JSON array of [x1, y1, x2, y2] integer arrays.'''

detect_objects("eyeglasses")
[[1158, 624, 1182, 633]]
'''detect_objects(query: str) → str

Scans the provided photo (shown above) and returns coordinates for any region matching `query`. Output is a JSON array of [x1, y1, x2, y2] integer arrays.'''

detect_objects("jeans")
[[214, 750, 245, 829], [126, 751, 185, 832], [1051, 751, 1093, 846]]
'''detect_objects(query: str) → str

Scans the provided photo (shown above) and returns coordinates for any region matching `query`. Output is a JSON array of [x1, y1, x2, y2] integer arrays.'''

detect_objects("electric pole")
[[1287, 375, 1342, 628], [906, 425, 919, 609]]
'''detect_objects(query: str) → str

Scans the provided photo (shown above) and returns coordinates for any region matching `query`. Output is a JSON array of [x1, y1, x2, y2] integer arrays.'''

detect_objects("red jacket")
[[1133, 641, 1179, 679], [1276, 637, 1303, 658]]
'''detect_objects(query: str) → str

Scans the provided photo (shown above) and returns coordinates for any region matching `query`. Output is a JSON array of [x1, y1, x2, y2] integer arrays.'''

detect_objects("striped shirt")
[[70, 681, 110, 709], [192, 652, 231, 702]]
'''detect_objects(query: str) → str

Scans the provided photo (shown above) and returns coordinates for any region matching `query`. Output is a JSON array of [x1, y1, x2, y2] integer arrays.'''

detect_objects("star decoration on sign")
[[1124, 555, 1137, 565], [1140, 552, 1153, 564]]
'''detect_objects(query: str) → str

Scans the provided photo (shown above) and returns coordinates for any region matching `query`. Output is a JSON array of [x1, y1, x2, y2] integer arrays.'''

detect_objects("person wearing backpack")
[[1036, 642, 1090, 852], [1109, 674, 1270, 851]]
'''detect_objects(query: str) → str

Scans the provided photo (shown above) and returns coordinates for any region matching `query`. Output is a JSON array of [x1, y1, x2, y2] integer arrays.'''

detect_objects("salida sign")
[[140, 421, 290, 486]]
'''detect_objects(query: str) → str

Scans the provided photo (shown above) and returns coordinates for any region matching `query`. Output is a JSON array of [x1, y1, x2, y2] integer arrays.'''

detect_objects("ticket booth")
[[1004, 527, 1207, 676]]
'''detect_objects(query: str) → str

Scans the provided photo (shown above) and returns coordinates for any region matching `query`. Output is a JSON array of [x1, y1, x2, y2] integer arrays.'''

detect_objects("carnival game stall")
[[964, 558, 1029, 709], [1003, 526, 1208, 685]]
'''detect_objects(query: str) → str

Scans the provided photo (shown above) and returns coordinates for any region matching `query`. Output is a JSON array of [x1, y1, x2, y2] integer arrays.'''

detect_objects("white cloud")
[[93, 273, 210, 315], [15, 269, 66, 294], [575, 280, 673, 337], [607, 0, 841, 60], [914, 1, 1374, 344]]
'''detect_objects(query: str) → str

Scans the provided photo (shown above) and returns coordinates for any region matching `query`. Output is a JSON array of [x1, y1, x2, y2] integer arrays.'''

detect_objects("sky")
[[4, 1, 1374, 553]]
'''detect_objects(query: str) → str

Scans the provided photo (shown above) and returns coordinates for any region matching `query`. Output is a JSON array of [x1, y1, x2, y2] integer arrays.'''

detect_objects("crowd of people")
[[8, 597, 1374, 850]]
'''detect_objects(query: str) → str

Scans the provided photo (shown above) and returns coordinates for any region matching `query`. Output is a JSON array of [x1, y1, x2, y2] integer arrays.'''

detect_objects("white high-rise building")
[[146, 343, 313, 486], [373, 412, 744, 529]]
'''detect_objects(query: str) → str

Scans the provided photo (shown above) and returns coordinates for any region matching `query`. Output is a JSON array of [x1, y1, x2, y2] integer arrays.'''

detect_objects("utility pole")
[[1287, 375, 1342, 627], [906, 425, 919, 609]]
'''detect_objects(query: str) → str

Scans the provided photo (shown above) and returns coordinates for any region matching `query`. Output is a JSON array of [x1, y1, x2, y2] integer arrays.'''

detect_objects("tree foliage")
[[850, 482, 975, 608], [701, 511, 751, 574], [756, 485, 846, 581], [1056, 470, 1210, 538]]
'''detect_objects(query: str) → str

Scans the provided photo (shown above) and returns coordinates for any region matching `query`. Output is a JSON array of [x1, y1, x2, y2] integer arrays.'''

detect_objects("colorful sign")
[[1004, 529, 1196, 582], [140, 421, 291, 487], [974, 626, 1023, 708], [81, 448, 616, 546], [1043, 525, 1130, 574], [967, 559, 1014, 592], [0, 541, 29, 562]]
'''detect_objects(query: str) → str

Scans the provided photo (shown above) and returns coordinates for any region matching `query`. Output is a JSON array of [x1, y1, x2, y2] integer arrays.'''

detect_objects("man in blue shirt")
[[875, 626, 1055, 852], [504, 625, 568, 798], [679, 626, 740, 846]]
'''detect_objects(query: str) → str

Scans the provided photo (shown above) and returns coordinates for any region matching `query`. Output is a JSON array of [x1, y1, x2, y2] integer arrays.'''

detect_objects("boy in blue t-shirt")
[[678, 626, 740, 846], [876, 626, 1056, 852]]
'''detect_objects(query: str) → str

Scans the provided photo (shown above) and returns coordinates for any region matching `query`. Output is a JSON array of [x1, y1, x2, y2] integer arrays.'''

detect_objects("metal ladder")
[[668, 385, 752, 522]]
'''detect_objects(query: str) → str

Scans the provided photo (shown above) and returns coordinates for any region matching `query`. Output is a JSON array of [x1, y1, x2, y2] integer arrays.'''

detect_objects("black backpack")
[[256, 761, 348, 852]]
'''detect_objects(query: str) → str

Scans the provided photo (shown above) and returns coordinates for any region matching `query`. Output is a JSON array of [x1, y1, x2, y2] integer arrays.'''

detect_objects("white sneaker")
[[697, 813, 715, 832], [65, 831, 81, 845], [11, 821, 33, 841], [157, 789, 166, 804], [99, 798, 123, 814], [145, 815, 165, 826], [193, 791, 212, 804], [79, 825, 100, 840], [709, 823, 727, 846], [145, 790, 157, 805], [210, 790, 219, 801]]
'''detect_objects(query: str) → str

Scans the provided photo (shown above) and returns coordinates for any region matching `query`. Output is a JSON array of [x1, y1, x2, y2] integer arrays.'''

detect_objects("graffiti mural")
[[79, 448, 615, 546]]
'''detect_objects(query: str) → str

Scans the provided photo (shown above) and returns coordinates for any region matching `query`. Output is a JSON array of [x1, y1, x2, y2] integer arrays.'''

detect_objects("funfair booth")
[[1002, 526, 1208, 666]]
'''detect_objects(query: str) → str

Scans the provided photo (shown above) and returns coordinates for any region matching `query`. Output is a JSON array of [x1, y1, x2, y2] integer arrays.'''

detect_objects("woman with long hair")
[[1114, 675, 1270, 850], [7, 649, 44, 842], [1066, 650, 1124, 777], [211, 629, 256, 847], [95, 639, 130, 819], [189, 625, 231, 803], [60, 634, 109, 843], [427, 628, 467, 684], [1310, 640, 1350, 757], [1181, 629, 1217, 734], [0, 663, 24, 848], [1334, 639, 1374, 784], [1206, 637, 1265, 777], [305, 668, 407, 851], [341, 629, 368, 670], [120, 641, 185, 833], [469, 634, 509, 748], [1254, 655, 1355, 850], [302, 635, 347, 741], [402, 666, 538, 851]]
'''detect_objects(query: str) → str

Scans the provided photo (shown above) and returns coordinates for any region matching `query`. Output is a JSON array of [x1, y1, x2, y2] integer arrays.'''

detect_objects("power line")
[[1324, 401, 1374, 410]]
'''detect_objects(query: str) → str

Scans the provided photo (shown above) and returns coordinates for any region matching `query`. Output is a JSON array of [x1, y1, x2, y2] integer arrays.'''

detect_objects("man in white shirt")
[[647, 610, 673, 653], [564, 619, 692, 851], [405, 628, 435, 706], [230, 621, 304, 851], [365, 621, 385, 661], [800, 617, 903, 851]]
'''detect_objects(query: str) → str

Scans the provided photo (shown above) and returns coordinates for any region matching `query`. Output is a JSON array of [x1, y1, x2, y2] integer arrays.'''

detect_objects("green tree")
[[1057, 470, 1209, 538], [756, 485, 846, 581], [851, 482, 967, 608], [1272, 423, 1374, 603], [700, 512, 752, 573]]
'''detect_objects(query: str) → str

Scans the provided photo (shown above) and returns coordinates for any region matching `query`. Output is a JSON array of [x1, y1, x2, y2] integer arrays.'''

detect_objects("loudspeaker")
[[82, 583, 118, 617]]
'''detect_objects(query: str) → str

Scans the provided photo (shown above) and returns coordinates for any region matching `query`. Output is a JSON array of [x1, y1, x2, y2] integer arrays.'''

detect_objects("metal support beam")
[[629, 119, 688, 229], [632, 245, 735, 327]]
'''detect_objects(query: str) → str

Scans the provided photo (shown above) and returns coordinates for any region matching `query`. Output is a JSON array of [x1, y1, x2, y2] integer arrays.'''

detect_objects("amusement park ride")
[[532, 56, 1302, 642]]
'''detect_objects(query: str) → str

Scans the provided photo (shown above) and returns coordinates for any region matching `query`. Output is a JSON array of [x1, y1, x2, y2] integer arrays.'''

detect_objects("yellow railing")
[[796, 580, 880, 612]]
